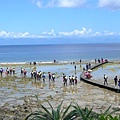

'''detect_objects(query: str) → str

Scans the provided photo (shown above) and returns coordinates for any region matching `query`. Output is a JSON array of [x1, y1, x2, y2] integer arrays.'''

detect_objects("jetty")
[[80, 61, 120, 93]]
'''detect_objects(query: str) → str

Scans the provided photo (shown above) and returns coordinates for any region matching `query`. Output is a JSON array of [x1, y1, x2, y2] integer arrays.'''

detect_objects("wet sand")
[[0, 61, 120, 119]]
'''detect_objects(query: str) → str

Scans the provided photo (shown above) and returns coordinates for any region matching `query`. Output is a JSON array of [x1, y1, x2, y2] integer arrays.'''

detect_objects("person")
[[95, 59, 97, 64], [69, 76, 72, 85], [74, 65, 76, 71], [86, 63, 89, 70], [80, 59, 81, 64], [114, 76, 118, 87], [64, 76, 67, 86], [104, 74, 108, 85], [0, 68, 3, 76], [118, 79, 120, 89], [88, 62, 91, 69], [9, 67, 13, 75], [71, 75, 75, 85], [23, 69, 27, 77], [13, 68, 15, 74], [48, 72, 52, 81], [42, 72, 45, 82], [31, 70, 34, 79], [33, 70, 37, 80], [21, 68, 23, 75], [63, 75, 67, 86], [6, 67, 9, 75], [75, 76, 77, 85], [98, 59, 100, 63], [52, 74, 55, 82]]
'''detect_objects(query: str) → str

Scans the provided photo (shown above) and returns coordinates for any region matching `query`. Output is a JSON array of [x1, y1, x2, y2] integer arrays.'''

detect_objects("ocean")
[[0, 43, 120, 63]]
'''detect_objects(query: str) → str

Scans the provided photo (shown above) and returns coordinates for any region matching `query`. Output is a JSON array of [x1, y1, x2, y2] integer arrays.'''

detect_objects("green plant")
[[98, 106, 120, 120], [25, 95, 120, 120], [25, 95, 76, 120], [72, 102, 98, 120]]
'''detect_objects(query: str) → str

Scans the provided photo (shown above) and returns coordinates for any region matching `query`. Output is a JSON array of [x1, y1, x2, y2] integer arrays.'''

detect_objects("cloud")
[[42, 29, 56, 36], [31, 0, 120, 9], [93, 32, 102, 36], [103, 31, 115, 36], [59, 27, 92, 36], [31, 0, 86, 8], [98, 0, 120, 10], [47, 0, 86, 8], [0, 28, 118, 38], [31, 0, 42, 8], [0, 30, 34, 38]]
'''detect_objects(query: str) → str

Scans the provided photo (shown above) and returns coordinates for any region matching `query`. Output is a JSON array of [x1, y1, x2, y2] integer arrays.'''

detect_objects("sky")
[[0, 0, 120, 45]]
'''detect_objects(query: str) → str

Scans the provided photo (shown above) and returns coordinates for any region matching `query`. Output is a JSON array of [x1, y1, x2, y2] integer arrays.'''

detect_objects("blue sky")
[[0, 0, 120, 44]]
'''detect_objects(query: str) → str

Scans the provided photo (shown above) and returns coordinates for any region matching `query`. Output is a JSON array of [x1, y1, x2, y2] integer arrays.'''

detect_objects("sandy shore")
[[0, 61, 120, 119]]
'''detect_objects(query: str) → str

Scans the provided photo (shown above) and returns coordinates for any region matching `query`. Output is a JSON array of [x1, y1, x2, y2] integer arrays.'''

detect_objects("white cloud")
[[31, 0, 120, 9], [0, 30, 33, 38], [93, 32, 102, 36], [0, 30, 8, 37], [42, 29, 56, 37], [103, 31, 115, 36], [0, 28, 119, 38], [31, 0, 42, 8], [59, 27, 92, 36], [47, 0, 86, 8], [98, 0, 120, 10], [31, 0, 86, 8]]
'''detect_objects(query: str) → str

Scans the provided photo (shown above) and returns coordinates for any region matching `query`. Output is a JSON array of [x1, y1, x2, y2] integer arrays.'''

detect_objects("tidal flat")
[[0, 61, 120, 119]]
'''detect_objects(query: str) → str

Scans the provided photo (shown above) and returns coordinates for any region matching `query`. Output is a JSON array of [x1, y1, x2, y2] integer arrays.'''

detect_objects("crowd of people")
[[103, 74, 120, 89], [1, 58, 116, 90], [0, 67, 16, 76], [63, 74, 78, 86], [0, 66, 78, 87]]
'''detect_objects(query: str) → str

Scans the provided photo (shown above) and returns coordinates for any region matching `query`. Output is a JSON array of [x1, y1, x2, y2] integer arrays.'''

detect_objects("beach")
[[1, 61, 120, 119]]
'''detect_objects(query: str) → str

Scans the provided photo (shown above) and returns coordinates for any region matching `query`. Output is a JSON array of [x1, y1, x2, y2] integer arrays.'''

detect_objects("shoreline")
[[0, 59, 110, 65]]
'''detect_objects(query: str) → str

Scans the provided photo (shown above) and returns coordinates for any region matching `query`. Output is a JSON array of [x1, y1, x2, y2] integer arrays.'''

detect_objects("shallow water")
[[1, 62, 120, 117]]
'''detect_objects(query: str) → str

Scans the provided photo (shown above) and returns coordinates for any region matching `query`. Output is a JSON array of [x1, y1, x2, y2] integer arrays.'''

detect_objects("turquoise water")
[[0, 43, 120, 63]]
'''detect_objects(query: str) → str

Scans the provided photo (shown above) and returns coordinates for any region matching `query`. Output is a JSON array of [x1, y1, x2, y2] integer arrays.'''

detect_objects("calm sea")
[[0, 43, 120, 63]]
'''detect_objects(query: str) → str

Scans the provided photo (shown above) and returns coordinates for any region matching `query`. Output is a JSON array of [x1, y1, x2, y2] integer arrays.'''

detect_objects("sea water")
[[0, 43, 120, 63]]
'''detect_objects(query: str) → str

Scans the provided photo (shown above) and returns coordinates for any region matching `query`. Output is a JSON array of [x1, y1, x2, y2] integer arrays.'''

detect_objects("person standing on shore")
[[48, 72, 52, 81], [74, 65, 76, 71], [52, 73, 55, 82], [42, 72, 45, 82], [13, 68, 15, 74], [63, 75, 67, 86], [75, 76, 77, 85], [69, 76, 72, 85], [104, 74, 108, 85], [118, 79, 120, 89], [0, 68, 3, 76], [9, 67, 13, 75], [80, 59, 81, 64], [6, 67, 9, 75], [114, 76, 118, 87], [23, 69, 27, 77], [95, 59, 97, 64]]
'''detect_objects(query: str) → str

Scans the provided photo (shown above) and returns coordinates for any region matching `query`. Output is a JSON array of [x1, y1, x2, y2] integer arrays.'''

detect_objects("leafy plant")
[[71, 102, 98, 120], [25, 95, 120, 120], [98, 106, 120, 120], [25, 95, 76, 120]]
